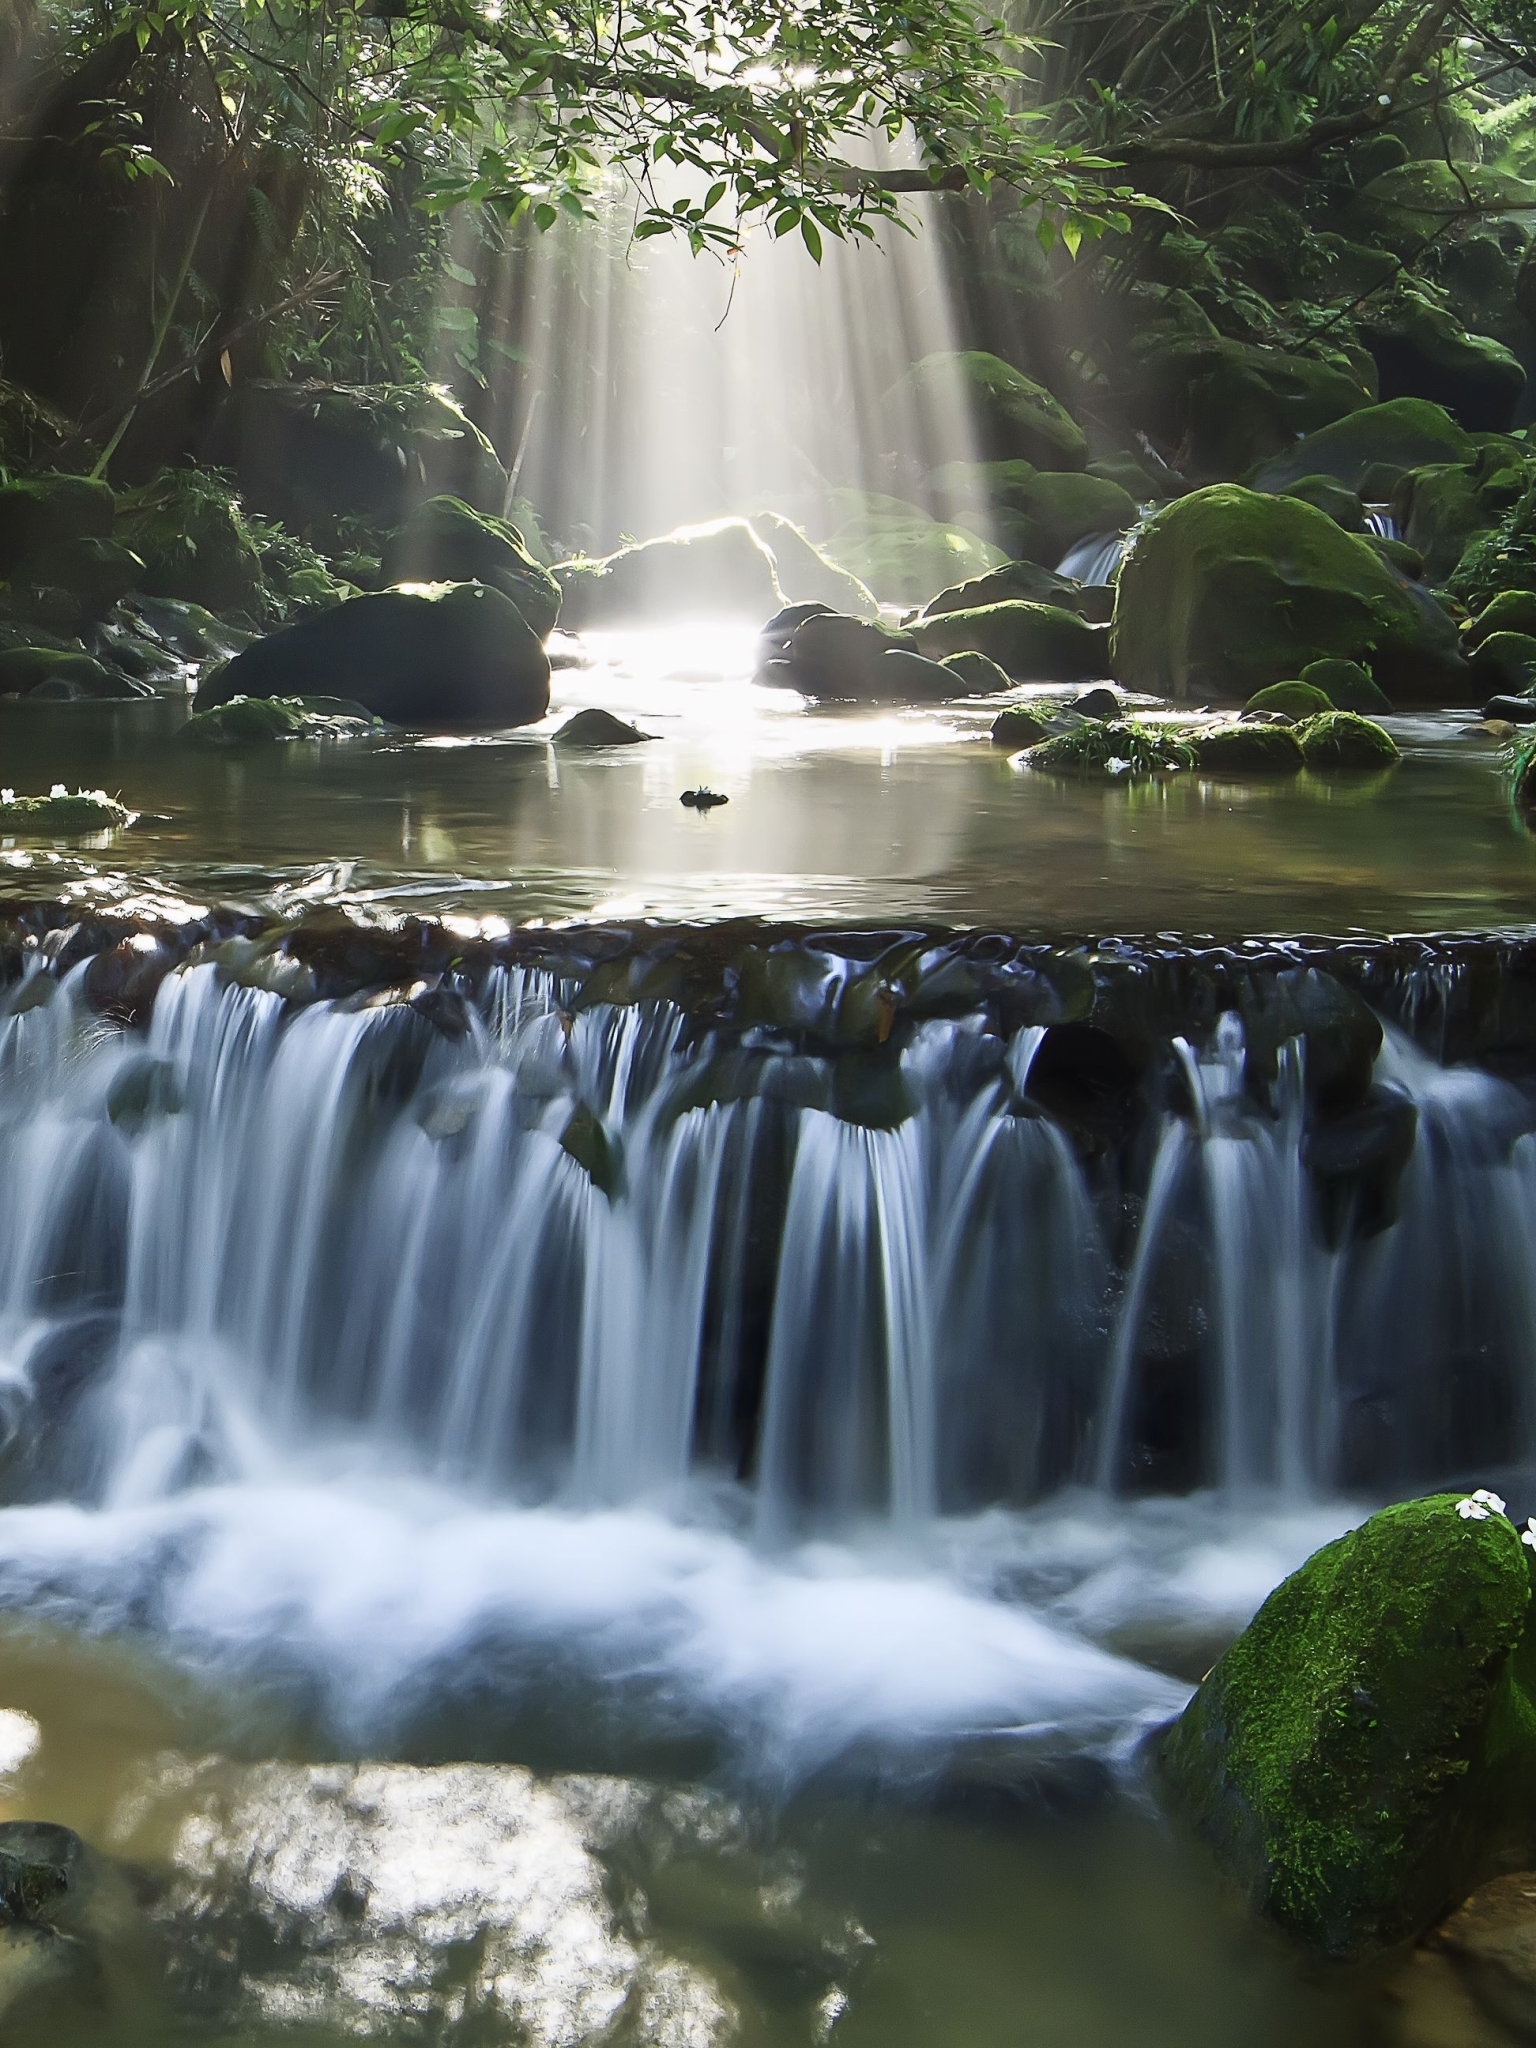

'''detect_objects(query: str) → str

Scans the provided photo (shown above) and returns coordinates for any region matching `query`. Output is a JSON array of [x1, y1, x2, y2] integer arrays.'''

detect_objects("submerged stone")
[[1159, 1495, 1536, 1957], [551, 708, 653, 746], [200, 582, 550, 730], [0, 1823, 85, 1924]]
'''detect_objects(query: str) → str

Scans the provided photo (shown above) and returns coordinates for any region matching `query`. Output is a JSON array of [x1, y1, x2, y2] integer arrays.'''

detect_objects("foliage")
[[1025, 716, 1196, 775]]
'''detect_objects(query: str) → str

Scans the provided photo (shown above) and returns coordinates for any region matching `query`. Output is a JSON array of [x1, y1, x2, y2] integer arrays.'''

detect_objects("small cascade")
[[2, 946, 1536, 1532], [1365, 505, 1402, 541], [1055, 531, 1127, 585]]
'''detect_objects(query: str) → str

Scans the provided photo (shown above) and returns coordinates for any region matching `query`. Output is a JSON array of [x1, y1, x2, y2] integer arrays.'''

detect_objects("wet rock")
[[0, 647, 118, 698], [1473, 632, 1536, 698], [942, 650, 1012, 694], [829, 1046, 914, 1128], [1427, 1871, 1536, 2039], [909, 601, 1107, 682], [1026, 719, 1194, 777], [1362, 290, 1526, 432], [557, 518, 784, 626], [561, 1100, 624, 1195], [0, 788, 133, 835], [180, 695, 376, 745], [1296, 710, 1401, 770], [772, 612, 913, 700], [1281, 474, 1367, 529], [1112, 486, 1465, 704], [200, 582, 550, 730], [875, 648, 955, 699], [381, 494, 561, 638], [1304, 1082, 1419, 1245], [1132, 332, 1371, 480], [1071, 685, 1123, 719], [29, 666, 152, 702], [898, 352, 1087, 471], [0, 476, 114, 573], [1023, 1022, 1141, 1147], [1300, 657, 1394, 714], [1470, 592, 1536, 645], [748, 511, 878, 618], [85, 933, 174, 1024], [1250, 398, 1475, 496], [1484, 694, 1536, 724], [991, 707, 1048, 749], [680, 787, 728, 809], [1237, 963, 1382, 1110], [1191, 722, 1304, 775], [917, 559, 1109, 623], [1245, 680, 1332, 719], [124, 595, 253, 663], [1159, 1495, 1536, 1957], [552, 708, 653, 746], [0, 1822, 85, 1923]]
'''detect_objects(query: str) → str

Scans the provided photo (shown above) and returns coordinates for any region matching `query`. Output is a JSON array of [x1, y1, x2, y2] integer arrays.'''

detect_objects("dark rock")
[[1482, 693, 1536, 723], [1131, 332, 1371, 479], [0, 476, 114, 574], [1250, 399, 1475, 495], [19, 536, 143, 611], [1362, 291, 1525, 433], [0, 1823, 85, 1924], [680, 787, 728, 809], [1303, 1082, 1418, 1245], [0, 648, 117, 698], [84, 933, 174, 1024], [199, 583, 550, 730], [1472, 632, 1536, 697], [381, 495, 561, 637], [1158, 1495, 1536, 1957], [1071, 685, 1123, 719], [552, 708, 652, 746], [774, 612, 913, 699], [896, 352, 1087, 470], [909, 602, 1107, 682], [1237, 965, 1383, 1110], [941, 650, 1012, 694], [990, 707, 1048, 749], [1191, 722, 1304, 774], [28, 667, 152, 702], [875, 648, 955, 699]]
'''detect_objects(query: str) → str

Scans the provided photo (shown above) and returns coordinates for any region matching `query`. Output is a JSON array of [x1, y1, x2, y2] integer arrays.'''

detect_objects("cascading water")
[[1, 938, 1534, 1774]]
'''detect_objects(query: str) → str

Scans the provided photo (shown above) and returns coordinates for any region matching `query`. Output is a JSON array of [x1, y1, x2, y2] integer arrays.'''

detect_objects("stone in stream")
[[916, 558, 1111, 624], [198, 581, 550, 730], [1473, 632, 1536, 698], [908, 601, 1108, 682], [990, 707, 1049, 749], [1112, 486, 1466, 704], [381, 494, 562, 638], [0, 647, 122, 698], [552, 708, 653, 746], [1295, 709, 1401, 769], [1070, 685, 1123, 720], [1245, 680, 1333, 719], [1159, 1494, 1536, 1958], [1190, 722, 1304, 774], [0, 1822, 85, 1923], [942, 650, 1012, 695], [1483, 694, 1536, 725], [1300, 656, 1394, 714]]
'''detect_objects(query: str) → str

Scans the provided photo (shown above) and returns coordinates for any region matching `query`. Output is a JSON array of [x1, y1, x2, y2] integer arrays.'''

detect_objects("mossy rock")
[[1395, 463, 1497, 582], [1348, 162, 1536, 253], [1282, 475, 1366, 530], [1159, 1495, 1536, 1957], [816, 495, 1003, 606], [941, 650, 1012, 694], [1470, 590, 1536, 644], [749, 512, 879, 619], [898, 352, 1087, 471], [1369, 535, 1427, 580], [560, 518, 788, 626], [0, 786, 132, 833], [0, 475, 114, 573], [180, 695, 378, 745], [1025, 717, 1195, 777], [1192, 722, 1304, 774], [919, 559, 1107, 622], [1246, 680, 1333, 718], [1296, 709, 1401, 769], [0, 647, 117, 698], [1112, 486, 1466, 703], [1300, 657, 1394, 713], [1362, 291, 1526, 434], [991, 706, 1049, 748], [382, 494, 561, 637], [115, 468, 268, 616], [909, 601, 1107, 681], [1251, 399, 1475, 495], [1471, 629, 1536, 696], [1348, 131, 1410, 184], [1131, 333, 1371, 480], [19, 536, 144, 611], [933, 461, 1135, 565], [1312, 231, 1400, 300]]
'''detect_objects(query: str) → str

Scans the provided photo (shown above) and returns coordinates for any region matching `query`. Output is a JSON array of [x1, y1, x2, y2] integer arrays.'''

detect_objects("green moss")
[[382, 494, 562, 637], [1281, 475, 1365, 530], [933, 461, 1135, 565], [909, 600, 1106, 681], [0, 647, 116, 698], [0, 786, 132, 833], [1159, 1495, 1534, 1956], [1250, 400, 1474, 495], [1112, 486, 1463, 703], [990, 706, 1049, 748], [900, 352, 1088, 471], [1025, 717, 1194, 777], [919, 558, 1105, 621], [1192, 722, 1304, 773], [1247, 681, 1334, 718], [1471, 590, 1536, 644], [180, 694, 378, 745], [1296, 709, 1401, 768], [941, 650, 1012, 694], [1300, 658, 1394, 713]]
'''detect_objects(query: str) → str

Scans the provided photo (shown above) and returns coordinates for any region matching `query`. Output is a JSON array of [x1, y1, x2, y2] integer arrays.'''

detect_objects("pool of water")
[[0, 623, 1530, 935]]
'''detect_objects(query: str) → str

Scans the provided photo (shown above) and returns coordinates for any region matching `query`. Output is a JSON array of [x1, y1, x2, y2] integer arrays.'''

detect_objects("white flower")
[[1521, 1519, 1536, 1550], [1105, 756, 1131, 776], [1457, 1497, 1491, 1519], [48, 784, 66, 799], [1473, 1488, 1507, 1514], [0, 791, 12, 805]]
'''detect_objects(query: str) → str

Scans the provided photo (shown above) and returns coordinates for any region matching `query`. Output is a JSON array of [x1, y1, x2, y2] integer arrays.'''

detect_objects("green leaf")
[[800, 215, 822, 261]]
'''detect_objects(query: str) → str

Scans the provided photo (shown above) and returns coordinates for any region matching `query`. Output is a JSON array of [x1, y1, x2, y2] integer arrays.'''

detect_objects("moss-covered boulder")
[[0, 475, 114, 573], [749, 512, 879, 618], [115, 468, 268, 615], [381, 495, 561, 637], [1470, 590, 1536, 645], [817, 492, 1003, 605], [179, 695, 378, 745], [1131, 333, 1371, 479], [1192, 722, 1305, 774], [1395, 462, 1498, 582], [0, 646, 119, 698], [941, 650, 1012, 694], [0, 785, 133, 833], [1159, 1495, 1536, 1957], [909, 601, 1107, 681], [1347, 162, 1536, 255], [1282, 474, 1366, 529], [1025, 718, 1195, 776], [919, 559, 1109, 622], [1300, 657, 1394, 714], [558, 518, 785, 626], [1247, 680, 1334, 718], [1297, 709, 1401, 768], [991, 706, 1049, 748], [198, 582, 549, 730], [1112, 486, 1466, 703], [1251, 399, 1475, 495], [1471, 630, 1536, 696], [1362, 291, 1526, 434], [898, 353, 1087, 471], [934, 462, 1136, 565]]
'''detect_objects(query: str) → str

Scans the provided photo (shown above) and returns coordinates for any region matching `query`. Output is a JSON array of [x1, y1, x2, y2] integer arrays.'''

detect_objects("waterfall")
[[1055, 531, 1128, 585], [3, 951, 1536, 1528]]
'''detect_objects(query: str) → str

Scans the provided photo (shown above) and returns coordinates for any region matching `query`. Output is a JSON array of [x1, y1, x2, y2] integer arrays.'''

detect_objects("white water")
[[0, 955, 1532, 1776]]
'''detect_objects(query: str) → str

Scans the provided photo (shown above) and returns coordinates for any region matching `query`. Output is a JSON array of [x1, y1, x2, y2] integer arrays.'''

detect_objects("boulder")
[[381, 496, 561, 637], [918, 559, 1109, 622], [551, 708, 653, 745], [1071, 685, 1124, 719], [1282, 475, 1366, 530], [817, 493, 1002, 605], [0, 647, 119, 698], [1251, 399, 1475, 495], [1396, 463, 1497, 582], [1452, 479, 1536, 615], [0, 787, 132, 832], [991, 707, 1049, 748], [876, 648, 956, 699], [199, 582, 550, 730], [212, 379, 509, 532], [933, 461, 1136, 565], [1131, 333, 1371, 479], [909, 601, 1108, 681], [1159, 1495, 1536, 1957], [772, 612, 914, 699], [897, 352, 1088, 471], [1470, 591, 1536, 644], [941, 650, 1012, 694], [19, 536, 144, 612], [1111, 485, 1467, 704], [0, 475, 113, 573], [1471, 630, 1536, 696], [115, 468, 268, 615], [179, 695, 378, 745], [1247, 680, 1333, 718], [1026, 718, 1194, 776], [748, 512, 879, 618], [1347, 162, 1536, 256], [1300, 657, 1394, 714], [1192, 722, 1304, 774], [557, 518, 784, 626], [1296, 710, 1401, 769], [1361, 292, 1526, 433]]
